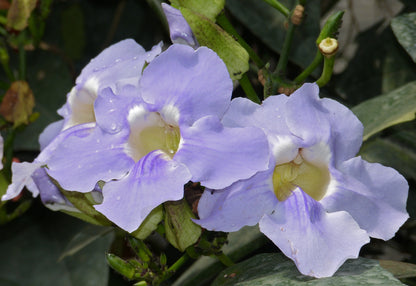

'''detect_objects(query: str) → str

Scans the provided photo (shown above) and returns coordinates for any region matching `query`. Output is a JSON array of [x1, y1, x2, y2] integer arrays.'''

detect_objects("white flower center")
[[272, 144, 331, 201], [125, 105, 181, 162]]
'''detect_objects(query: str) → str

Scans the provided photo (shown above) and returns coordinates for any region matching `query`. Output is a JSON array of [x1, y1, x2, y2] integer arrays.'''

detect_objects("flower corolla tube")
[[196, 83, 409, 278], [3, 40, 270, 233]]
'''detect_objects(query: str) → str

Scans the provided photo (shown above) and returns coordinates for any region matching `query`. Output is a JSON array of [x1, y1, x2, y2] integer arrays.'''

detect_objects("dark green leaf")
[[173, 226, 268, 286], [61, 4, 86, 60], [226, 0, 321, 70], [391, 13, 416, 63], [211, 253, 405, 285], [352, 81, 416, 140], [131, 205, 163, 240], [0, 205, 114, 286], [380, 260, 416, 279]]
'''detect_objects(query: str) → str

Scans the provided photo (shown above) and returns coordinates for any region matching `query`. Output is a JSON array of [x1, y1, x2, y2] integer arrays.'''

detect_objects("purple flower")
[[44, 44, 269, 232], [1, 39, 161, 209], [196, 83, 409, 278], [162, 3, 198, 48]]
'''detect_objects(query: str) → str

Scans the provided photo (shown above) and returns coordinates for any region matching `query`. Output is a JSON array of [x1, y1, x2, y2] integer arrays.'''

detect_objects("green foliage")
[[164, 199, 201, 252], [169, 0, 225, 20], [211, 253, 405, 286], [131, 205, 164, 240], [351, 81, 416, 140], [391, 13, 416, 63]]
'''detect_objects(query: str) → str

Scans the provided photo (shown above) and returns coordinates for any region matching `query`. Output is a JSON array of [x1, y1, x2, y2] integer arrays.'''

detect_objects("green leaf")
[[352, 81, 416, 140], [173, 226, 268, 286], [6, 0, 37, 31], [391, 13, 416, 63], [380, 260, 416, 279], [211, 253, 405, 286], [180, 7, 249, 80], [131, 205, 163, 240], [164, 199, 201, 252], [58, 225, 114, 261], [226, 0, 321, 70], [169, 0, 224, 20], [0, 206, 114, 286]]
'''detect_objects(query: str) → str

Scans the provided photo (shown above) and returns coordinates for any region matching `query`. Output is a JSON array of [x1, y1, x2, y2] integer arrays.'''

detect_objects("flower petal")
[[95, 150, 191, 232], [38, 119, 64, 151], [322, 157, 409, 240], [321, 98, 363, 165], [140, 44, 232, 125], [284, 83, 331, 146], [32, 168, 77, 212], [259, 188, 369, 278], [94, 85, 140, 133], [2, 161, 42, 200], [46, 126, 134, 192], [162, 3, 198, 48], [175, 116, 269, 189], [197, 169, 277, 232]]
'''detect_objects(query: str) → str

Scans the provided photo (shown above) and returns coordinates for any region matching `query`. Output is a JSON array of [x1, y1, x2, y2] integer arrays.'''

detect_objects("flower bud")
[[318, 37, 339, 57], [291, 5, 305, 26]]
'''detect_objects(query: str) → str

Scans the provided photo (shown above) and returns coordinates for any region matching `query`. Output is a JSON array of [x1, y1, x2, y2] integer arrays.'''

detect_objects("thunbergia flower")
[[1, 39, 162, 210], [41, 44, 269, 232], [196, 83, 409, 278]]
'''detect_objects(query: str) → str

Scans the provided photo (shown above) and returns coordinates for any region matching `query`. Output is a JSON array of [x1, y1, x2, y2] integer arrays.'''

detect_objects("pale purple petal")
[[32, 168, 77, 212], [39, 119, 64, 151], [321, 98, 363, 165], [259, 188, 370, 278], [197, 169, 277, 232], [175, 116, 269, 189], [140, 44, 233, 125], [2, 161, 42, 200], [162, 3, 198, 48], [321, 157, 409, 240], [94, 85, 140, 133], [46, 126, 134, 192], [284, 83, 331, 146], [95, 150, 191, 232]]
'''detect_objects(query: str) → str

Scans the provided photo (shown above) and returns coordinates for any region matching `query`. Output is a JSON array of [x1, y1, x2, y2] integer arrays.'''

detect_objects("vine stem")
[[262, 0, 290, 17], [293, 51, 323, 84], [239, 73, 261, 103], [216, 252, 235, 267], [316, 56, 335, 87]]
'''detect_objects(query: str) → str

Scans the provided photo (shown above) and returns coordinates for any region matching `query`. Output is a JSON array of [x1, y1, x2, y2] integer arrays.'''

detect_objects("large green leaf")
[[173, 225, 268, 286], [0, 205, 114, 286], [351, 81, 416, 140], [170, 0, 224, 20], [226, 0, 320, 70], [211, 253, 405, 285], [391, 13, 416, 63]]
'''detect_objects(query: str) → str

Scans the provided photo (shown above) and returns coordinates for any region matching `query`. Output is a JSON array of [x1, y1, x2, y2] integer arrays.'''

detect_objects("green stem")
[[316, 56, 335, 87], [274, 21, 296, 76], [262, 0, 290, 17], [293, 51, 323, 84], [216, 252, 235, 267], [239, 73, 261, 103], [167, 253, 190, 273], [216, 12, 264, 68]]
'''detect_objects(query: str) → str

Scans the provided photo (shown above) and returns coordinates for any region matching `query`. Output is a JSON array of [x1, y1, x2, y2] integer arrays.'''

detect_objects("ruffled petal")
[[321, 157, 409, 240], [175, 116, 269, 189], [259, 188, 369, 278], [2, 161, 42, 200], [95, 150, 191, 232], [94, 85, 140, 133], [32, 168, 77, 212], [197, 168, 277, 232], [162, 3, 198, 48], [140, 44, 232, 125], [284, 83, 331, 146], [46, 126, 134, 192], [321, 98, 363, 165]]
